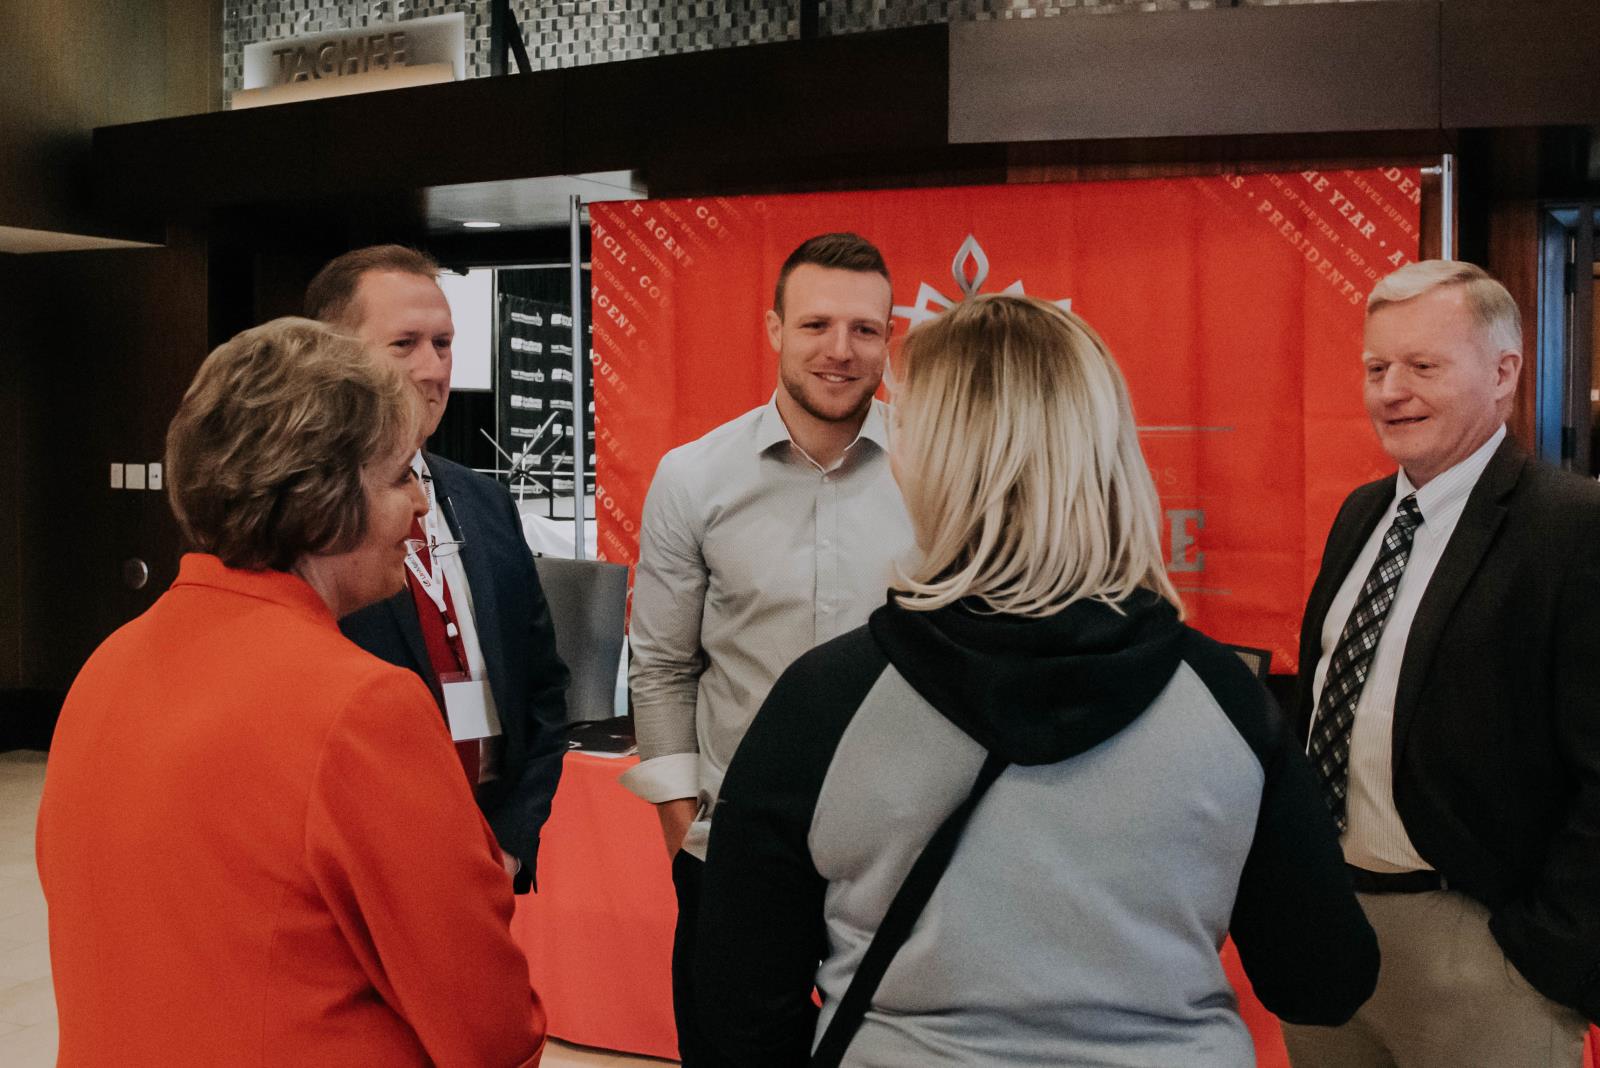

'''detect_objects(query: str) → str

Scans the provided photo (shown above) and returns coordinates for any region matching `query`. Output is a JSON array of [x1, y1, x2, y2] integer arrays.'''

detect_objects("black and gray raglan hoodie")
[[694, 591, 1378, 1068]]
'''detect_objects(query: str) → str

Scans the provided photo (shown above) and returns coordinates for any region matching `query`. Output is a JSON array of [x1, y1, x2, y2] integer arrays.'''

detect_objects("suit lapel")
[[385, 589, 444, 706], [1308, 481, 1394, 657], [1391, 440, 1522, 761], [1293, 480, 1392, 732]]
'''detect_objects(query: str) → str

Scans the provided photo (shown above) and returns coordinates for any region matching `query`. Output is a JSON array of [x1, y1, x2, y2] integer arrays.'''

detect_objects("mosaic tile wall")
[[223, 0, 1394, 102]]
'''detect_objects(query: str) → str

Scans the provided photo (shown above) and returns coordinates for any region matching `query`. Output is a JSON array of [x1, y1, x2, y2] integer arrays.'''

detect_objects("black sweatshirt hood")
[[867, 591, 1186, 766]]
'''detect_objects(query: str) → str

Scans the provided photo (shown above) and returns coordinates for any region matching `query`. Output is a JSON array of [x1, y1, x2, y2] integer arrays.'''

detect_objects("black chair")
[[531, 556, 629, 724]]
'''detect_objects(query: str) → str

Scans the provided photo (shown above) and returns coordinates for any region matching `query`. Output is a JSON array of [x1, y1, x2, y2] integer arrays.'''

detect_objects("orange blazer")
[[37, 554, 545, 1066]]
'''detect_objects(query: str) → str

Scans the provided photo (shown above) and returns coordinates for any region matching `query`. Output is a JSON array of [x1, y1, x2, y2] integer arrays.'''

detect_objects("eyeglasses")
[[405, 491, 466, 560], [404, 535, 464, 561]]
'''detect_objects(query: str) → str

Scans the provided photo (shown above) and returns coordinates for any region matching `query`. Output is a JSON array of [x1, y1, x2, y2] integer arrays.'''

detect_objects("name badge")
[[439, 671, 499, 742]]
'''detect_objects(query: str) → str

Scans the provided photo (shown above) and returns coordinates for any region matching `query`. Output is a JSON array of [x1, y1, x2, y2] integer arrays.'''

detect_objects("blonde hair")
[[890, 294, 1180, 618], [1368, 260, 1521, 354], [165, 317, 420, 571]]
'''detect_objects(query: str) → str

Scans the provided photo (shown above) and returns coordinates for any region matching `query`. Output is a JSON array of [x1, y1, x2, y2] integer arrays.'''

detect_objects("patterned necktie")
[[1308, 493, 1424, 831]]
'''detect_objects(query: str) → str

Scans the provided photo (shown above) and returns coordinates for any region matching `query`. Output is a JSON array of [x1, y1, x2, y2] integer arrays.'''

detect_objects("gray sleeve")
[[628, 452, 707, 765]]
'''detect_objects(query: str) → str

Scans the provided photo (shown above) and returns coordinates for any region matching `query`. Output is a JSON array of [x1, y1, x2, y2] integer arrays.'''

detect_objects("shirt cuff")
[[620, 752, 699, 804]]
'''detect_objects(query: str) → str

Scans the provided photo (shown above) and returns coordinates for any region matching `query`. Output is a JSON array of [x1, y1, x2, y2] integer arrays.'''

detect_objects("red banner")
[[591, 171, 1422, 673]]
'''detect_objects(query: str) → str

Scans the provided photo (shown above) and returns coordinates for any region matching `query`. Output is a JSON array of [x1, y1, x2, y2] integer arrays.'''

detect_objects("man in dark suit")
[[1284, 260, 1599, 1066], [307, 245, 569, 894]]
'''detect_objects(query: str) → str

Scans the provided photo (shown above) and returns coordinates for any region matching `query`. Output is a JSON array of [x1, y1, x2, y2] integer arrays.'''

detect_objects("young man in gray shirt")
[[622, 232, 916, 1066]]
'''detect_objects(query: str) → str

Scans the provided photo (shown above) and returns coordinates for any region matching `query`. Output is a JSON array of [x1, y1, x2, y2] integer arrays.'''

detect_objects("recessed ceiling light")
[[461, 220, 501, 229]]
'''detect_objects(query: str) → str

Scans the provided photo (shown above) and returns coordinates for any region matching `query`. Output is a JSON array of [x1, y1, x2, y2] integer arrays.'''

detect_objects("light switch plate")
[[110, 463, 124, 489], [148, 463, 163, 490], [124, 463, 146, 491]]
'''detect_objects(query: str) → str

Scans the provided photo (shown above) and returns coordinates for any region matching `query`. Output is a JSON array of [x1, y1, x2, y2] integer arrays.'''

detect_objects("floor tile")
[[0, 860, 40, 885], [542, 1039, 625, 1066], [0, 938, 51, 982], [0, 912, 47, 945], [0, 976, 56, 1028], [0, 1021, 58, 1065], [544, 1038, 676, 1066], [0, 879, 46, 924]]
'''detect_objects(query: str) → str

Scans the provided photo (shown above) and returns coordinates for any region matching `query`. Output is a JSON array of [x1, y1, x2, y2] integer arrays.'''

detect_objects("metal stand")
[[569, 194, 588, 560], [489, 0, 532, 77], [1440, 153, 1455, 260]]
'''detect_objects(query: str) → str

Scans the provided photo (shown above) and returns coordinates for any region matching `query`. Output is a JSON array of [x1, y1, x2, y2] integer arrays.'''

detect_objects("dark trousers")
[[672, 850, 737, 1068]]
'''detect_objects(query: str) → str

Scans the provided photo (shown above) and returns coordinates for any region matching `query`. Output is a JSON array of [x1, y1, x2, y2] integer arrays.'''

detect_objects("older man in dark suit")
[[307, 245, 569, 895], [1284, 260, 1599, 1066]]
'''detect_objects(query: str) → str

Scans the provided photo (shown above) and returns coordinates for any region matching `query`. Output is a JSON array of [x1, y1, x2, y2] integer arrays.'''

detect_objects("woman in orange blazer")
[[37, 319, 545, 1066]]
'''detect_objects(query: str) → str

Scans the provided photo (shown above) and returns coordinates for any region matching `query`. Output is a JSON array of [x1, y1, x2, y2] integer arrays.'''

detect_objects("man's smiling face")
[[347, 269, 455, 439], [767, 263, 892, 429], [1361, 284, 1518, 488]]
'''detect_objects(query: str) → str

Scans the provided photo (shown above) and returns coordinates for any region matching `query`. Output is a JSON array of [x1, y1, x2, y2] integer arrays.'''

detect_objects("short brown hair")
[[305, 244, 440, 326], [165, 317, 420, 571], [773, 232, 890, 317]]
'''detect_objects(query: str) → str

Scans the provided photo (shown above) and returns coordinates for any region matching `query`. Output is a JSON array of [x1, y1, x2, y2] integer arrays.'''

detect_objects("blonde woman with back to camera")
[[36, 319, 546, 1066], [693, 294, 1379, 1067]]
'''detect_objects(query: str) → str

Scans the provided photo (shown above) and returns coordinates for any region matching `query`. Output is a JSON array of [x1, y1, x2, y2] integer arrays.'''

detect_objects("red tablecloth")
[[515, 753, 1599, 1066], [512, 752, 679, 1060]]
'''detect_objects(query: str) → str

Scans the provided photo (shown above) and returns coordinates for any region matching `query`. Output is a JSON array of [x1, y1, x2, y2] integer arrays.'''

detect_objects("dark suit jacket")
[[342, 452, 570, 894], [1293, 438, 1600, 1022]]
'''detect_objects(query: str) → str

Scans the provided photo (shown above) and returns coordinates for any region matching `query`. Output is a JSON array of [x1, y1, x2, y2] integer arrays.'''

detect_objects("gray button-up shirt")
[[621, 395, 917, 860]]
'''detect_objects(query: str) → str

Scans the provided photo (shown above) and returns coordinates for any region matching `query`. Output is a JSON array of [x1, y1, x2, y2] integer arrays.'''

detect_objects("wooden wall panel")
[[1442, 0, 1600, 128], [1003, 135, 1444, 185], [951, 4, 1439, 144], [1487, 199, 1541, 452], [15, 235, 211, 691], [0, 0, 217, 714], [0, 261, 21, 688], [0, 0, 220, 236]]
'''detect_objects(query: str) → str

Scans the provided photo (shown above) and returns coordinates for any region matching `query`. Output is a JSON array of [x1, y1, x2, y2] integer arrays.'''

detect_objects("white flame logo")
[[892, 234, 1071, 329]]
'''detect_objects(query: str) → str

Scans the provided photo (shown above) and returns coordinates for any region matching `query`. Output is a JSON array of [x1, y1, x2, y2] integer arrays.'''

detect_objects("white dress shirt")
[[621, 396, 917, 860], [414, 453, 504, 783], [1309, 425, 1505, 872]]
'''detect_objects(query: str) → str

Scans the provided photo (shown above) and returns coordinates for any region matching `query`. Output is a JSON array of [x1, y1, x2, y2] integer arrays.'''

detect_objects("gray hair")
[[1367, 260, 1521, 354]]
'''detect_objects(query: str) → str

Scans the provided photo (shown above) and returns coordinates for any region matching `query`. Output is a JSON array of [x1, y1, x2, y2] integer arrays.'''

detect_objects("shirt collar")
[[1395, 423, 1506, 522], [171, 553, 338, 629], [754, 392, 891, 460], [857, 397, 891, 451], [754, 394, 792, 454]]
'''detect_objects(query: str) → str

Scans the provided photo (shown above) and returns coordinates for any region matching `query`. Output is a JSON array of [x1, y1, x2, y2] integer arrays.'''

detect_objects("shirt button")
[[819, 539, 831, 549], [820, 604, 833, 614]]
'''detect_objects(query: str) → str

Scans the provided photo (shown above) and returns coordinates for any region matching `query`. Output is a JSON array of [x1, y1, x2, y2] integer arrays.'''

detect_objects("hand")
[[655, 797, 699, 859], [500, 850, 520, 879]]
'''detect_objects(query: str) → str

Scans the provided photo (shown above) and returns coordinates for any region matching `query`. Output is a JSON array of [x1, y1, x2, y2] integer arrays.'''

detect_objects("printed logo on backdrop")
[[893, 235, 1072, 328], [891, 233, 1212, 585], [1208, 168, 1422, 307], [590, 174, 1423, 670]]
